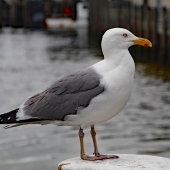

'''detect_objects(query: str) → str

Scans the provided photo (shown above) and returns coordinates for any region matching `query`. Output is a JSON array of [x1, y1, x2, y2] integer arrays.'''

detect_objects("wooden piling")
[[0, 1, 2, 28], [58, 154, 170, 170], [9, 0, 24, 28]]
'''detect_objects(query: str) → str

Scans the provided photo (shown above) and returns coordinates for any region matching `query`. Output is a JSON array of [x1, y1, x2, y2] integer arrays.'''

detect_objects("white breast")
[[55, 50, 135, 127], [62, 51, 135, 128]]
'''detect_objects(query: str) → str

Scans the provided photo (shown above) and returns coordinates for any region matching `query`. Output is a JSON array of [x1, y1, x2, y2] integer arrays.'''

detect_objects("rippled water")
[[0, 28, 170, 170]]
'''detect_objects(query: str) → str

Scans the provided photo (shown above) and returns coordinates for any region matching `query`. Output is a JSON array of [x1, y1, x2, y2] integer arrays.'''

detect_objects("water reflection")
[[46, 29, 90, 61], [0, 28, 170, 169]]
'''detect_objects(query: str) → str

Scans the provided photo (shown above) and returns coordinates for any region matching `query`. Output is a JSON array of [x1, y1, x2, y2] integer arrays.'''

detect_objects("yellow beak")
[[132, 37, 152, 47]]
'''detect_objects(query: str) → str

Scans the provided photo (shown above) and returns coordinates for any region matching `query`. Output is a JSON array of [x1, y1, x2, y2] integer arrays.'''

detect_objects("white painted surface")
[[58, 154, 170, 170]]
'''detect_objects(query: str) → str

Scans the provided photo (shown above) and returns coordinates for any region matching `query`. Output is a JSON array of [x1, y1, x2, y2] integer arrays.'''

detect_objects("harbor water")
[[0, 28, 170, 170]]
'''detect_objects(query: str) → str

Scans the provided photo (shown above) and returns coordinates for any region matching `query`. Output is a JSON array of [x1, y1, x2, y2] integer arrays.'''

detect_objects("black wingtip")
[[0, 108, 19, 124], [0, 108, 48, 127]]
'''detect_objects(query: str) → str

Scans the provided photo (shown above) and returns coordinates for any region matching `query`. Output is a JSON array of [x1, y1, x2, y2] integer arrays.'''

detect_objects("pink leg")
[[79, 127, 104, 161], [90, 125, 119, 160]]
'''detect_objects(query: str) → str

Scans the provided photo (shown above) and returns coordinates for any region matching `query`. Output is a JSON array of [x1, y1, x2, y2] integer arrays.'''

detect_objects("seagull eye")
[[122, 33, 128, 38]]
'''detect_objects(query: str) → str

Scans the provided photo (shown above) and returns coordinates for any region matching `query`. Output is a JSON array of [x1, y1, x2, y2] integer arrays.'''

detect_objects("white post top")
[[58, 154, 170, 170]]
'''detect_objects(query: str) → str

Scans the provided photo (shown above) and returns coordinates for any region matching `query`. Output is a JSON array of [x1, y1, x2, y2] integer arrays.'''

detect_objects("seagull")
[[0, 28, 152, 161]]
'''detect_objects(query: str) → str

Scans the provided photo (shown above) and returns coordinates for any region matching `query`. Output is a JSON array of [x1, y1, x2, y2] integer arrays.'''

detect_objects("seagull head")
[[101, 28, 152, 57]]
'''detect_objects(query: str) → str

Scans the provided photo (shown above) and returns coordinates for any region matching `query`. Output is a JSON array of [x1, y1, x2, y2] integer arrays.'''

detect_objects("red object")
[[144, 44, 149, 47], [44, 20, 48, 29], [63, 6, 71, 17]]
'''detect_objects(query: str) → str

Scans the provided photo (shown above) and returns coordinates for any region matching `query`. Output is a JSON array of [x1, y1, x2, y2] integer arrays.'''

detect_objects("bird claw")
[[81, 154, 119, 161]]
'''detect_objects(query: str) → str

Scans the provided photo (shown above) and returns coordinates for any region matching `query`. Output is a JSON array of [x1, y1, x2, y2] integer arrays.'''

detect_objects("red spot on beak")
[[144, 44, 149, 47]]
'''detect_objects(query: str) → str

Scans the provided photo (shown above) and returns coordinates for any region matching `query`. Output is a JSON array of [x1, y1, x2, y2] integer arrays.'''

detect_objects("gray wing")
[[22, 68, 105, 121]]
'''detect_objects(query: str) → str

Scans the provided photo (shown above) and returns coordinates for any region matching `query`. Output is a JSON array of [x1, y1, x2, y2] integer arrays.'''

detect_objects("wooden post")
[[149, 8, 157, 62], [117, 2, 121, 27], [88, 0, 110, 48], [135, 6, 142, 60], [0, 0, 2, 28], [141, 3, 149, 61], [88, 0, 102, 48], [58, 154, 170, 170], [165, 9, 170, 67], [108, 1, 119, 28], [9, 0, 24, 28], [129, 2, 136, 34], [156, 0, 164, 65], [163, 7, 168, 67], [120, 1, 130, 30]]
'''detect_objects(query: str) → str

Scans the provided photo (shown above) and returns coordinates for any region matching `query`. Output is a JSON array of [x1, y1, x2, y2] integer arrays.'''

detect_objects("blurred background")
[[0, 0, 170, 169]]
